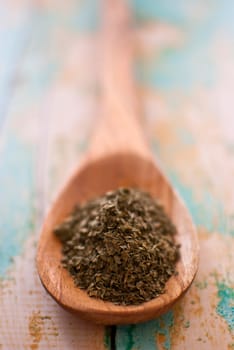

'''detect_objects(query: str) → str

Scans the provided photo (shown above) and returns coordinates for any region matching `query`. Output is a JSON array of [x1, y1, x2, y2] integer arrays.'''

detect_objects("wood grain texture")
[[90, 0, 148, 158], [0, 0, 234, 348]]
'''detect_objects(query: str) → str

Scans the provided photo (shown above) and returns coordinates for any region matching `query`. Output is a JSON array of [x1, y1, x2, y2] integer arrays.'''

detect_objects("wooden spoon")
[[37, 0, 199, 325]]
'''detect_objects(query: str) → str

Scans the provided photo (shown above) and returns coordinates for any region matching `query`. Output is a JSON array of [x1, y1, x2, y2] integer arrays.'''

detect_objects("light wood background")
[[0, 0, 233, 349]]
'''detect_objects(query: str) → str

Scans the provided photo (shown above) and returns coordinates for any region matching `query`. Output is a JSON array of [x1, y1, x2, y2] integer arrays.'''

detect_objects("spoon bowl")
[[37, 152, 199, 325]]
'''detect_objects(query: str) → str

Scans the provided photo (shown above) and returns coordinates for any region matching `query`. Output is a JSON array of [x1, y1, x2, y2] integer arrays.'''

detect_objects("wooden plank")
[[116, 1, 234, 348], [0, 1, 106, 349]]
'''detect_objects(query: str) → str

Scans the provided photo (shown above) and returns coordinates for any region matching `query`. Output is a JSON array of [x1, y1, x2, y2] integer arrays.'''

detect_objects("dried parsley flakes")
[[54, 188, 180, 305]]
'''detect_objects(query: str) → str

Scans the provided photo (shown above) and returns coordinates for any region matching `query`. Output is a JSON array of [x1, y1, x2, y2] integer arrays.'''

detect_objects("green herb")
[[54, 188, 180, 305]]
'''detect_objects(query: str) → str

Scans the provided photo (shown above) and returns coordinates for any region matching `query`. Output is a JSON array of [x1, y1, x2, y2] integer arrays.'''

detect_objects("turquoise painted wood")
[[0, 0, 233, 349]]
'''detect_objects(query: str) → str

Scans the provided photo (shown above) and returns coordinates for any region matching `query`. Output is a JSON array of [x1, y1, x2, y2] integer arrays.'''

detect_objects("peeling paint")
[[116, 325, 135, 350], [0, 134, 36, 277], [28, 311, 44, 350], [116, 311, 174, 350], [134, 0, 234, 93], [216, 282, 234, 331], [0, 4, 34, 129], [166, 171, 227, 234]]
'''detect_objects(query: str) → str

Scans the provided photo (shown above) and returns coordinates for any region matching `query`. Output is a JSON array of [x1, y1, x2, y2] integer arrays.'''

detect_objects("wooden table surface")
[[0, 0, 234, 349]]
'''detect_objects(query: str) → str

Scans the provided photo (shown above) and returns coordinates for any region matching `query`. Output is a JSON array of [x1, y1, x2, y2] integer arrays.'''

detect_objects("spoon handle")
[[89, 0, 149, 158]]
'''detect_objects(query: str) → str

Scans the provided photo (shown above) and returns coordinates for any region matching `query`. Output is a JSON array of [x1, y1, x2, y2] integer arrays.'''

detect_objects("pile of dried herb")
[[54, 188, 180, 305]]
